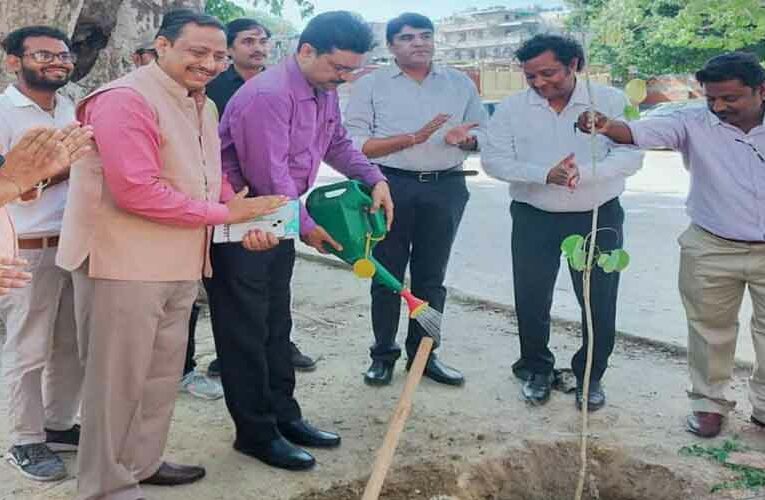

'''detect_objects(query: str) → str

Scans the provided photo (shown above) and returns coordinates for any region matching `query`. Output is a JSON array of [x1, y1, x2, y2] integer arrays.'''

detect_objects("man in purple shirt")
[[577, 52, 765, 439], [212, 11, 393, 471]]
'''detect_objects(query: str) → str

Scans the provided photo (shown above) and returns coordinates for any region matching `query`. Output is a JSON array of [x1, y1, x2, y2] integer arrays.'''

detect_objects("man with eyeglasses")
[[0, 25, 84, 482], [577, 51, 765, 439], [213, 11, 393, 471], [346, 12, 488, 388], [56, 9, 287, 500]]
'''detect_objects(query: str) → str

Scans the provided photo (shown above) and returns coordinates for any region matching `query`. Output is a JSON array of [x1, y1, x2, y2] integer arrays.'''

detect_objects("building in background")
[[436, 6, 556, 64]]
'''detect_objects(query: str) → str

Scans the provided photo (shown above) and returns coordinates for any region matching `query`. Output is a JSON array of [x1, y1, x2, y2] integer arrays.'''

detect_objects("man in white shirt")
[[0, 26, 84, 481], [482, 34, 643, 410], [576, 52, 765, 438], [346, 12, 488, 387]]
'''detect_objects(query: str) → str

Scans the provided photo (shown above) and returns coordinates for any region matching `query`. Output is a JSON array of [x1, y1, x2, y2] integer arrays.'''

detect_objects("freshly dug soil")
[[292, 441, 698, 500]]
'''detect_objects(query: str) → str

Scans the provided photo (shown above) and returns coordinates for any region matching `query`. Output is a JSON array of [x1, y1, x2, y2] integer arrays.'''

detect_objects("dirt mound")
[[291, 441, 702, 500]]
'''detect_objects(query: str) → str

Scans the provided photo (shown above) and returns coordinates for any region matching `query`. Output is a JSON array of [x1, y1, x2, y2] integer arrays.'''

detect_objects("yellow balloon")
[[625, 79, 647, 105], [353, 259, 377, 279]]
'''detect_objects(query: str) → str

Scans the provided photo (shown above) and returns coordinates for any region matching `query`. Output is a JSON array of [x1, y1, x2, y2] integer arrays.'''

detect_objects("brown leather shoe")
[[140, 462, 206, 486], [686, 411, 723, 438]]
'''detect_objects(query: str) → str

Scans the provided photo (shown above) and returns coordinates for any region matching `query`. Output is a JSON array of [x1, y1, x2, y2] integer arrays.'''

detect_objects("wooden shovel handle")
[[361, 336, 435, 500]]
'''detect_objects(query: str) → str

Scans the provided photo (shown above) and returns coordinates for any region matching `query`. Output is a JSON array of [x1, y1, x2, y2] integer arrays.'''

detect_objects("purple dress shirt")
[[219, 56, 386, 236]]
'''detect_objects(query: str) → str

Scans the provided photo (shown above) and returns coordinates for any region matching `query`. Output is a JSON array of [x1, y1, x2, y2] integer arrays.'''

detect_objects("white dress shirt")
[[482, 79, 644, 212], [345, 63, 489, 171], [0, 85, 75, 237], [630, 108, 765, 241]]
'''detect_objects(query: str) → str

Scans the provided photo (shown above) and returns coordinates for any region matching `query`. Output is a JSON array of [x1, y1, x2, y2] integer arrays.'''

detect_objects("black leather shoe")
[[576, 380, 606, 412], [511, 359, 533, 382], [234, 437, 315, 471], [278, 419, 341, 448], [521, 373, 553, 405], [407, 355, 464, 386], [364, 360, 395, 386], [290, 342, 317, 372], [140, 462, 206, 486]]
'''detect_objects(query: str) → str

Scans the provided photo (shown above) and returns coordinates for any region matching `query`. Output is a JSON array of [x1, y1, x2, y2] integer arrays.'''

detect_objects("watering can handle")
[[366, 207, 388, 238]]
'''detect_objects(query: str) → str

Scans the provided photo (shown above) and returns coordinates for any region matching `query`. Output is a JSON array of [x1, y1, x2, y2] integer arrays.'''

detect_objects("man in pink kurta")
[[57, 10, 285, 500]]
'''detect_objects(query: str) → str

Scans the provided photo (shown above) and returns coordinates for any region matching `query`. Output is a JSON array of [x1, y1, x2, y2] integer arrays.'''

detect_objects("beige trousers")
[[0, 247, 83, 445], [73, 265, 196, 500], [679, 224, 765, 420]]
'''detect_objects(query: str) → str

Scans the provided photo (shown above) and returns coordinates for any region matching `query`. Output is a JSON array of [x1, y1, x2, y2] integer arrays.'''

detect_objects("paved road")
[[312, 150, 756, 363]]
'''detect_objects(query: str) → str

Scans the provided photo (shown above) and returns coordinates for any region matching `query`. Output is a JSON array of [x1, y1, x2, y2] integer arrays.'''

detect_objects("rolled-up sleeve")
[[344, 74, 375, 152], [628, 114, 688, 152], [85, 89, 229, 227], [461, 74, 489, 149]]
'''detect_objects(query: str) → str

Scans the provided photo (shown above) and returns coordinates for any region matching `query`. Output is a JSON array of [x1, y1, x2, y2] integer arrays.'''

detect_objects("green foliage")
[[680, 439, 765, 492], [567, 0, 765, 80], [246, 9, 299, 36], [623, 104, 640, 120], [205, 0, 314, 24], [205, 0, 246, 24], [561, 234, 630, 273]]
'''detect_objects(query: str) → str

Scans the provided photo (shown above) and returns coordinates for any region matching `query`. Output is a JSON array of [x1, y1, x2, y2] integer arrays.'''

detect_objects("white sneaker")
[[179, 371, 224, 400]]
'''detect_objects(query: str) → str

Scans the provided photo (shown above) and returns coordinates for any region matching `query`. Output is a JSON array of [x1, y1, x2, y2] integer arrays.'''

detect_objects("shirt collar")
[[2, 84, 64, 112], [287, 56, 317, 101], [389, 61, 441, 80], [225, 64, 246, 84], [527, 77, 589, 109], [707, 107, 765, 135]]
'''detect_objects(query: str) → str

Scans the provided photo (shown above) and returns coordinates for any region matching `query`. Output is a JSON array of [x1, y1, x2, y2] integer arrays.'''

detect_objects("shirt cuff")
[[299, 204, 318, 236], [626, 122, 646, 149], [358, 166, 387, 187], [205, 202, 230, 226]]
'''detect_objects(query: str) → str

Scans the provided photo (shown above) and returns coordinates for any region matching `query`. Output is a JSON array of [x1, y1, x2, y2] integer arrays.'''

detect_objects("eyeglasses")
[[23, 50, 77, 64]]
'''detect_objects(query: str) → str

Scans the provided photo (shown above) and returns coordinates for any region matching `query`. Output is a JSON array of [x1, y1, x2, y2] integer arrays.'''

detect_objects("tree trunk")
[[0, 0, 204, 97]]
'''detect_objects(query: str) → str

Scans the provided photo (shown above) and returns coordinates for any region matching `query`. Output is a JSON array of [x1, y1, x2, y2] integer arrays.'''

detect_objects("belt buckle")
[[418, 171, 438, 183]]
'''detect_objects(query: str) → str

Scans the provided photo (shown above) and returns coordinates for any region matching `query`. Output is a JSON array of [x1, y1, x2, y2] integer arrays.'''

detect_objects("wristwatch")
[[0, 154, 5, 168]]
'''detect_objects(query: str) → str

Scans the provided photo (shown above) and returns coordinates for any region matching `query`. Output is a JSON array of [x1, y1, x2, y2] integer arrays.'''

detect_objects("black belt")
[[699, 226, 765, 245], [379, 165, 478, 183]]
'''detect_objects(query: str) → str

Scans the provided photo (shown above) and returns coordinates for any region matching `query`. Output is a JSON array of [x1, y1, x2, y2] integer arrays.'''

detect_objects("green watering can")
[[306, 180, 427, 317]]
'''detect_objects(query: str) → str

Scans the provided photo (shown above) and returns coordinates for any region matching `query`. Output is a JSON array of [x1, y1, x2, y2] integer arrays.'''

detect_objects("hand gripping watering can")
[[308, 180, 443, 500], [306, 180, 436, 328]]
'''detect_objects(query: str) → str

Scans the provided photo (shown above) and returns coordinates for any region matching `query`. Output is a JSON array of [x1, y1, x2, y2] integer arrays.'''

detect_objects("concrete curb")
[[295, 249, 754, 371]]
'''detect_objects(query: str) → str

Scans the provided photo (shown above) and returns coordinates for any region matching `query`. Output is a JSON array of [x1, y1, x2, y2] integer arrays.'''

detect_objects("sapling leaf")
[[610, 249, 631, 271], [597, 253, 610, 268], [561, 234, 585, 258], [624, 104, 641, 121]]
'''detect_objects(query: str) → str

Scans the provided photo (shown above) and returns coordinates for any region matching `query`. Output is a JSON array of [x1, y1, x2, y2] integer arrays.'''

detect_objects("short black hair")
[[226, 18, 271, 47], [386, 13, 434, 45], [1, 26, 71, 57], [156, 8, 225, 43], [516, 34, 585, 72], [695, 51, 765, 89], [297, 11, 375, 56]]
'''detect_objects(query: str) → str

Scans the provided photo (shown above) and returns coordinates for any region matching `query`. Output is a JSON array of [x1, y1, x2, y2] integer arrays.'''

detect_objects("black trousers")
[[208, 240, 300, 445], [370, 171, 469, 363], [183, 302, 201, 376], [510, 198, 624, 383]]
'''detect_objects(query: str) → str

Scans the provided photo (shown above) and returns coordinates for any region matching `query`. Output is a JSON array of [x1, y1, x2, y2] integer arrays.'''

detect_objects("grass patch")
[[680, 439, 765, 493]]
